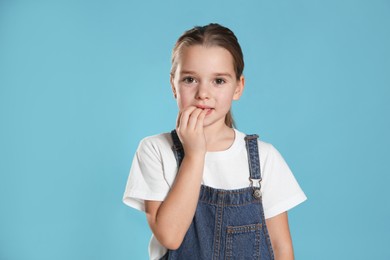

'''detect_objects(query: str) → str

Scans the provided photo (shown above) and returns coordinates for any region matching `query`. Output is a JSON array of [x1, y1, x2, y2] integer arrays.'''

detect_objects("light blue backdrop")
[[1, 0, 389, 259]]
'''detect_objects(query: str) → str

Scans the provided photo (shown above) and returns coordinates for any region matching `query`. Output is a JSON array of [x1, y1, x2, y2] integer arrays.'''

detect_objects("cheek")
[[176, 90, 193, 109], [215, 90, 235, 104]]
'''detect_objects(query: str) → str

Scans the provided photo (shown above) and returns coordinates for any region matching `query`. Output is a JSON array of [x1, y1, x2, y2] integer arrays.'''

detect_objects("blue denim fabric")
[[164, 130, 274, 260], [245, 134, 261, 180]]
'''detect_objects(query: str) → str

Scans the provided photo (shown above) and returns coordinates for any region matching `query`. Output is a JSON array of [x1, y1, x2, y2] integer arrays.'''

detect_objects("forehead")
[[176, 45, 235, 74]]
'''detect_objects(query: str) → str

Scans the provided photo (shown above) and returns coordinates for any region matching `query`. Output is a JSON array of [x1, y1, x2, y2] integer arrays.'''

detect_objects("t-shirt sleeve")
[[122, 137, 171, 212], [261, 142, 307, 219]]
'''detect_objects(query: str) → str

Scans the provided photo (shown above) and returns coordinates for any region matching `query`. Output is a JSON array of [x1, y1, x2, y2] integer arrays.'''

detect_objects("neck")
[[203, 122, 235, 152]]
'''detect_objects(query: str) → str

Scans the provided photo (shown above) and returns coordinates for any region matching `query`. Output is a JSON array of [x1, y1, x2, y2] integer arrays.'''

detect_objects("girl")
[[123, 23, 306, 260]]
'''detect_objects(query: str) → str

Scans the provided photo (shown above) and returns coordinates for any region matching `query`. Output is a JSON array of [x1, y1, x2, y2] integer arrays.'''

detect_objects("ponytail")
[[225, 110, 235, 128]]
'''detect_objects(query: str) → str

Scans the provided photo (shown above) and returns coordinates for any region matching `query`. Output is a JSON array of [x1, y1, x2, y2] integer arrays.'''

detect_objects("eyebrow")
[[180, 71, 233, 78], [214, 73, 233, 78], [180, 70, 197, 75]]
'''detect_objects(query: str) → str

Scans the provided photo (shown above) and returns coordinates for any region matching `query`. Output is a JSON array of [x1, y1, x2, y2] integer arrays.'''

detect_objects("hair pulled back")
[[171, 23, 244, 128]]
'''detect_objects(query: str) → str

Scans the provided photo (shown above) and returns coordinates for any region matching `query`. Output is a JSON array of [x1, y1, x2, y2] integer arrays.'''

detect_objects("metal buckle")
[[249, 177, 262, 199]]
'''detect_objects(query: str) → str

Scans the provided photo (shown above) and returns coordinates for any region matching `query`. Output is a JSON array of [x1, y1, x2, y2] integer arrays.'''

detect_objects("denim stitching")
[[225, 224, 262, 259], [245, 134, 261, 180], [168, 131, 274, 259], [213, 192, 224, 260]]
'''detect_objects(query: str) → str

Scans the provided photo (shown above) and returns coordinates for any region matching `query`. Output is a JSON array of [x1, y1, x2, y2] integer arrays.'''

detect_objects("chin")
[[202, 117, 225, 128]]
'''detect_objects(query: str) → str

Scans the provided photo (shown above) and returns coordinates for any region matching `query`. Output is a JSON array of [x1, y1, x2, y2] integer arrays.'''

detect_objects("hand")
[[176, 106, 209, 157], [146, 106, 209, 250]]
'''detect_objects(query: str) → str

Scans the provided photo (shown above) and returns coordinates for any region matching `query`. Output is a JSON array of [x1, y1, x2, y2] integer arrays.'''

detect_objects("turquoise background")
[[1, 0, 389, 259]]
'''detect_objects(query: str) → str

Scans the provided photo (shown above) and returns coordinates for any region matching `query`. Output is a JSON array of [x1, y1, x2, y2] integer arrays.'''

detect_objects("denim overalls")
[[162, 130, 274, 260]]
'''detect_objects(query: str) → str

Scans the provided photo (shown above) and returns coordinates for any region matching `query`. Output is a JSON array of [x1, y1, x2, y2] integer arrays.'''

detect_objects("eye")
[[183, 77, 196, 84], [214, 78, 226, 85]]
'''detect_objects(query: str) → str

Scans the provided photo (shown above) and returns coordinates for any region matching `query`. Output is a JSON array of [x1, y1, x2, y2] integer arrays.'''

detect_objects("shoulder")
[[234, 129, 277, 157], [258, 140, 280, 160], [138, 132, 173, 151], [134, 132, 175, 163], [139, 132, 172, 145]]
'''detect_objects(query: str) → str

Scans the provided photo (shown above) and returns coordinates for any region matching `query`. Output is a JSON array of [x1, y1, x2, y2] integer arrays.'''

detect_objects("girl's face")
[[171, 45, 244, 128]]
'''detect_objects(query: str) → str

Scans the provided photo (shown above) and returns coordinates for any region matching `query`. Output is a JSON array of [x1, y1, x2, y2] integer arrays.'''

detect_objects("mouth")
[[196, 105, 214, 116], [196, 105, 213, 110]]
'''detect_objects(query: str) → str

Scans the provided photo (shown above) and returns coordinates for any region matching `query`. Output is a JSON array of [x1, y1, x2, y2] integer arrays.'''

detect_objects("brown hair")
[[171, 23, 244, 128]]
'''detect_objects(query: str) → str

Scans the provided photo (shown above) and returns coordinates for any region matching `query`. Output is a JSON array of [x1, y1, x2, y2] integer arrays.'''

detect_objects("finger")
[[178, 106, 197, 129], [187, 108, 203, 129], [195, 109, 209, 130]]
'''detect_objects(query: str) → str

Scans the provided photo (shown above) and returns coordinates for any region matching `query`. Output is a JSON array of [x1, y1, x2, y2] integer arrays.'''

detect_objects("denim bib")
[[162, 130, 274, 260]]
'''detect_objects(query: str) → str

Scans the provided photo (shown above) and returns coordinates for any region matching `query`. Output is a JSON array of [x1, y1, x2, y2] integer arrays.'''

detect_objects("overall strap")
[[244, 134, 262, 185], [170, 129, 185, 167]]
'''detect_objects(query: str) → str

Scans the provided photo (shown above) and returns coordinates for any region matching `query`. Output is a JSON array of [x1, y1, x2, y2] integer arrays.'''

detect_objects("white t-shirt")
[[123, 129, 307, 260]]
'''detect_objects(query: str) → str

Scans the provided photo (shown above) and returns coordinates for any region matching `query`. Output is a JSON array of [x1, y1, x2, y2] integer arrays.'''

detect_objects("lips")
[[195, 105, 214, 116], [196, 105, 213, 110]]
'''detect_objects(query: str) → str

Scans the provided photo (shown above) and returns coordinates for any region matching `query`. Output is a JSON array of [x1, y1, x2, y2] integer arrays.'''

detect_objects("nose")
[[196, 82, 210, 100]]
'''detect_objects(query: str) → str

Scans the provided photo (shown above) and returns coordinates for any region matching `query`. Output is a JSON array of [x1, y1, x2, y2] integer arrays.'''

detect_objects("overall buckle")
[[249, 177, 262, 199]]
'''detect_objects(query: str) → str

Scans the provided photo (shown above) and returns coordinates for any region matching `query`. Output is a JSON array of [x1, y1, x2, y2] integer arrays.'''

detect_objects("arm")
[[145, 107, 208, 250], [265, 212, 294, 260]]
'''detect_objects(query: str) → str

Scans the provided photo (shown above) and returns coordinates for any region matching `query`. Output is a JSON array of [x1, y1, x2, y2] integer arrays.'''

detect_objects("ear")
[[170, 74, 177, 99], [233, 75, 245, 100]]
